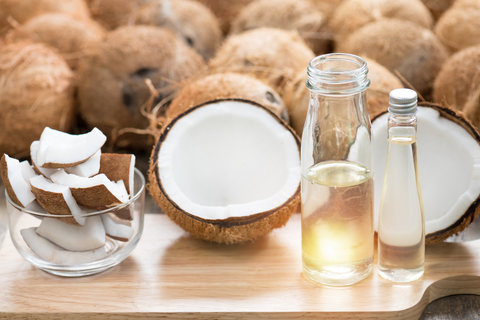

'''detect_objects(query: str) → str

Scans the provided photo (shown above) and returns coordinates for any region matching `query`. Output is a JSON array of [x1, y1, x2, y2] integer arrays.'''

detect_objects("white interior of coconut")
[[4, 155, 36, 207], [373, 107, 480, 235], [157, 101, 300, 220], [30, 141, 60, 178], [65, 150, 101, 177]]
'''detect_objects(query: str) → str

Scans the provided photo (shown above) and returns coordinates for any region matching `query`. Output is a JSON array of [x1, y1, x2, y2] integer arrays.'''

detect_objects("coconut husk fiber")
[[282, 58, 403, 136], [309, 0, 345, 20], [89, 0, 151, 30], [209, 28, 315, 98], [0, 42, 75, 158], [421, 0, 455, 20], [330, 0, 433, 44], [338, 19, 448, 97], [134, 0, 221, 61], [76, 25, 206, 150], [433, 45, 480, 110], [0, 0, 90, 32], [434, 5, 480, 53], [194, 0, 255, 35], [7, 13, 106, 70], [166, 73, 288, 124], [230, 0, 330, 55]]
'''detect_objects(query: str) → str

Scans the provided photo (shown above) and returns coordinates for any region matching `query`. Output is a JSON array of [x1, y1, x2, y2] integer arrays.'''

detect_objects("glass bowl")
[[6, 168, 145, 277]]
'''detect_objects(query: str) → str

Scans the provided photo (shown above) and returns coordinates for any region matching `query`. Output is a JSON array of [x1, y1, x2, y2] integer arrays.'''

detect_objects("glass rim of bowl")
[[5, 167, 145, 219]]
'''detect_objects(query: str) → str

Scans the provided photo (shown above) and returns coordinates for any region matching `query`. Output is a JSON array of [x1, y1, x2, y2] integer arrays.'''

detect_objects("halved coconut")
[[21, 227, 109, 265], [36, 216, 106, 251], [101, 214, 133, 241], [372, 103, 480, 244], [30, 141, 59, 178], [36, 127, 106, 168], [65, 150, 101, 177], [0, 154, 36, 208], [149, 99, 301, 244], [29, 175, 86, 226], [98, 153, 135, 196], [50, 170, 129, 210]]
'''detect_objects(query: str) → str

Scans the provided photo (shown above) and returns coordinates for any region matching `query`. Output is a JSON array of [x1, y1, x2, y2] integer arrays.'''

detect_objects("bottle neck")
[[387, 113, 417, 139]]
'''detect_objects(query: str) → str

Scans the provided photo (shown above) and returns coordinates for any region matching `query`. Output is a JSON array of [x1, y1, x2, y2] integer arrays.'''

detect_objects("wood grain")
[[0, 213, 479, 319]]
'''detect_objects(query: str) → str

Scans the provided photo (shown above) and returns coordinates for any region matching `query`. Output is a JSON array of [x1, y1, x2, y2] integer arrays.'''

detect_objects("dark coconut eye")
[[132, 68, 157, 78], [184, 36, 194, 47], [122, 91, 133, 107], [265, 91, 279, 104]]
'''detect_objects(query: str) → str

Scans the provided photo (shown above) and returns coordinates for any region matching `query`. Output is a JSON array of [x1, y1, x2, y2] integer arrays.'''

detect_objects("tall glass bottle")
[[301, 53, 374, 286], [377, 88, 425, 283]]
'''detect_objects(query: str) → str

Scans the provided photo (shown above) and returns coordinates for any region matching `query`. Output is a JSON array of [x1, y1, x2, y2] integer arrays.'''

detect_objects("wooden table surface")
[[0, 205, 479, 319]]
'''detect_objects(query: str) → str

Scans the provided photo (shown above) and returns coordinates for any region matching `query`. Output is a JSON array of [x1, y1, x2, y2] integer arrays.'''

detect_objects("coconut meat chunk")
[[30, 141, 60, 178], [19, 161, 38, 183], [373, 107, 480, 236], [36, 127, 106, 168], [157, 101, 301, 221], [101, 214, 133, 241], [0, 155, 36, 207], [65, 150, 101, 177]]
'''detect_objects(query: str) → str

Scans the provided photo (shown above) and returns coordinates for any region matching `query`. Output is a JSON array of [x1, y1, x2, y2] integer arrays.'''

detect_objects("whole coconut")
[[338, 19, 448, 97], [89, 0, 151, 30], [194, 0, 255, 34], [134, 0, 222, 60], [421, 0, 455, 20], [77, 26, 206, 149], [283, 58, 403, 136], [0, 0, 90, 31], [330, 0, 433, 44], [434, 5, 480, 53], [0, 42, 75, 157], [433, 45, 480, 110], [8, 13, 106, 70], [209, 28, 315, 96], [167, 73, 288, 121], [230, 0, 329, 55], [309, 0, 345, 20]]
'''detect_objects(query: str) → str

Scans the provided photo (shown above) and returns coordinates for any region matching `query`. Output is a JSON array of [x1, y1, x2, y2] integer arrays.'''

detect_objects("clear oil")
[[378, 132, 425, 283], [302, 160, 374, 286]]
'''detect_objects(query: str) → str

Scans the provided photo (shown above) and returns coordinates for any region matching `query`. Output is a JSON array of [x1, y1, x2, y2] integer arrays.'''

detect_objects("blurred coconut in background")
[[89, 0, 150, 29], [194, 0, 255, 34]]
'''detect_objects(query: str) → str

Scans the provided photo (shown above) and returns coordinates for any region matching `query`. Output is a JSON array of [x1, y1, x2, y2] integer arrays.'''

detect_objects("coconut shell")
[[230, 0, 330, 55], [166, 73, 287, 123], [433, 45, 480, 110], [330, 0, 433, 44], [0, 42, 75, 158], [463, 88, 480, 131], [0, 154, 23, 207], [148, 99, 301, 244], [283, 58, 403, 136], [338, 19, 448, 97], [134, 0, 221, 61], [194, 0, 255, 34], [209, 28, 315, 97], [0, 0, 90, 32], [8, 13, 106, 70], [76, 26, 206, 149], [70, 185, 123, 210], [99, 153, 134, 195], [89, 0, 151, 30], [434, 5, 480, 53]]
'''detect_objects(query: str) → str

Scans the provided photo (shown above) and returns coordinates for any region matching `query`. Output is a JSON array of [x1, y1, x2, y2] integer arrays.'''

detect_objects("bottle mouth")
[[306, 53, 370, 95]]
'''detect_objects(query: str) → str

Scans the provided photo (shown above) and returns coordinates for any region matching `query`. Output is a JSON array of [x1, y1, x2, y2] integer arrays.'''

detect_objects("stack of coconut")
[[0, 0, 479, 245]]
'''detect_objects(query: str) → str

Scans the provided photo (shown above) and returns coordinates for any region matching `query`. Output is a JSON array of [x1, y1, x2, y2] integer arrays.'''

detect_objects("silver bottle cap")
[[388, 88, 417, 115]]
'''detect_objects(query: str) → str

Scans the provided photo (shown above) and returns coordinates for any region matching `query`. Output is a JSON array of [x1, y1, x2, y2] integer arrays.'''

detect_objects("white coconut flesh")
[[19, 161, 38, 183], [372, 107, 480, 238], [29, 175, 86, 226], [65, 150, 101, 177], [36, 127, 106, 168], [36, 216, 106, 252], [101, 214, 133, 242], [1, 155, 36, 207], [156, 100, 301, 221], [21, 228, 109, 265], [30, 141, 60, 178]]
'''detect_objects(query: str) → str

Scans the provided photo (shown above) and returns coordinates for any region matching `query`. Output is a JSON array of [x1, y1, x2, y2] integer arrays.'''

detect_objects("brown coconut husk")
[[373, 102, 480, 245], [330, 0, 433, 44], [76, 25, 206, 150], [433, 45, 480, 110], [7, 13, 106, 70], [70, 185, 124, 210], [165, 73, 288, 124], [209, 28, 315, 98], [148, 99, 301, 244], [338, 19, 448, 97], [421, 0, 455, 20], [309, 0, 345, 20], [434, 5, 480, 53], [230, 0, 330, 55], [99, 153, 134, 194], [463, 88, 480, 130], [134, 0, 221, 61], [30, 186, 82, 226], [0, 154, 23, 207], [194, 0, 255, 35], [283, 58, 403, 136], [89, 0, 151, 30], [0, 42, 75, 158], [0, 0, 90, 32]]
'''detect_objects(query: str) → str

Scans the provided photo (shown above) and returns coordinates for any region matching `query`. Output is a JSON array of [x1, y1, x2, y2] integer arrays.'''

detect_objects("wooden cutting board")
[[0, 213, 479, 319]]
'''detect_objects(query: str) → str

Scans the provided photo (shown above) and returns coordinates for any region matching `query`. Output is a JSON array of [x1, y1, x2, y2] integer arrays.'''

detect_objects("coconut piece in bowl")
[[0, 154, 36, 208], [101, 214, 133, 242], [30, 141, 60, 179], [65, 150, 101, 178], [98, 153, 135, 196], [149, 99, 301, 244]]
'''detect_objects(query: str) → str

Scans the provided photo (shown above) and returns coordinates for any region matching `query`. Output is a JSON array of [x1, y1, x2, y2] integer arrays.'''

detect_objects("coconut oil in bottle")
[[378, 89, 425, 283]]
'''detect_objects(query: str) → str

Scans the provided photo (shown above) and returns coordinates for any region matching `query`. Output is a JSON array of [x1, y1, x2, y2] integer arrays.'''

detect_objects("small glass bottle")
[[301, 53, 374, 286], [377, 88, 425, 283]]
